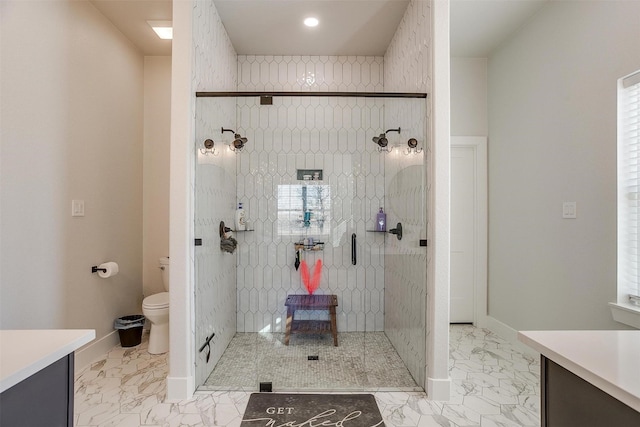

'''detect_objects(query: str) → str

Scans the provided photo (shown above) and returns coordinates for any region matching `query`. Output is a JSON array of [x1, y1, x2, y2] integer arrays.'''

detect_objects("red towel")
[[300, 259, 322, 294], [310, 259, 322, 294]]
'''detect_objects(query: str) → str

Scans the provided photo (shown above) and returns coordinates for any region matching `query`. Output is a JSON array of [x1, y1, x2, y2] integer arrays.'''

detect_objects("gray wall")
[[488, 0, 640, 330], [143, 56, 172, 298], [451, 57, 487, 137], [1, 1, 144, 340]]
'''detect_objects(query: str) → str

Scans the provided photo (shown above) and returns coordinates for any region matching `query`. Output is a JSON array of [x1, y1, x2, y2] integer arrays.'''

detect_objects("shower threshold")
[[199, 331, 422, 392]]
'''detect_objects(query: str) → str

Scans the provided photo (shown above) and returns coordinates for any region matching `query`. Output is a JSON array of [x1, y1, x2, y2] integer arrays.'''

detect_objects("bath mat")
[[241, 393, 384, 426]]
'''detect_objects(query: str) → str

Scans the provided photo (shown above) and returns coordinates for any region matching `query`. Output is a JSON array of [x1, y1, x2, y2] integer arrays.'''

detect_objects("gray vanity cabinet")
[[0, 353, 74, 427]]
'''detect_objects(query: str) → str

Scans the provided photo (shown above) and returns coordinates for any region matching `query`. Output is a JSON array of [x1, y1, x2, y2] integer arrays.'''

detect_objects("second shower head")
[[372, 133, 389, 148], [221, 127, 248, 151], [372, 127, 401, 151]]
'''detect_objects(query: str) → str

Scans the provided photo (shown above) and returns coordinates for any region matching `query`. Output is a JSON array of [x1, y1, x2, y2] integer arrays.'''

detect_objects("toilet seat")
[[143, 292, 169, 309]]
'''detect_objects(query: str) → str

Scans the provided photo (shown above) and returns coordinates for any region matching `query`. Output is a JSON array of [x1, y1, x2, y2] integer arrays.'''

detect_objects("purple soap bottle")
[[376, 207, 386, 231]]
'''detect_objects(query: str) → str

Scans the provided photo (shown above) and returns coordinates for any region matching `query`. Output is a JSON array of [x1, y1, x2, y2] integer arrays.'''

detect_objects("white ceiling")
[[214, 0, 409, 56], [90, 0, 549, 58], [90, 0, 173, 56]]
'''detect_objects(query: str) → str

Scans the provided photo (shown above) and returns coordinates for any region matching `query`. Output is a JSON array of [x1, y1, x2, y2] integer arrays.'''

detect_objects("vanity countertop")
[[0, 329, 95, 393], [518, 330, 640, 412]]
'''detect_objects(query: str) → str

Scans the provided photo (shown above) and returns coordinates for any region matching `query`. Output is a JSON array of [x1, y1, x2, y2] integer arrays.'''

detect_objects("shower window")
[[277, 184, 331, 236]]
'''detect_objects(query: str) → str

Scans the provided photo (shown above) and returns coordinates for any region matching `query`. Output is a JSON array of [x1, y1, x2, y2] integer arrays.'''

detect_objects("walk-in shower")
[[193, 92, 428, 392]]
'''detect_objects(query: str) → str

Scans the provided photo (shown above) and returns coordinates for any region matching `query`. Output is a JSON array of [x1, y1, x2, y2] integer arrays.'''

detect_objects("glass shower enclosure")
[[193, 93, 427, 392]]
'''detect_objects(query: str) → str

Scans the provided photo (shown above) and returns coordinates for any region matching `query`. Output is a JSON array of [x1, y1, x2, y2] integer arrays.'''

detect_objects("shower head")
[[372, 127, 400, 152], [372, 134, 388, 149], [221, 127, 248, 152], [232, 135, 247, 150]]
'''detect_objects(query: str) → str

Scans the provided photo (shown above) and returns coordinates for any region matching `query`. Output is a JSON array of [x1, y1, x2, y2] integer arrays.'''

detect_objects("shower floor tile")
[[200, 332, 421, 391]]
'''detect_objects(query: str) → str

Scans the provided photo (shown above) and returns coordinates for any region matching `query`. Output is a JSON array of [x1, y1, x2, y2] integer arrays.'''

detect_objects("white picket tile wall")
[[192, 0, 238, 388], [235, 55, 387, 333], [192, 0, 237, 92], [238, 56, 384, 92], [383, 0, 431, 389]]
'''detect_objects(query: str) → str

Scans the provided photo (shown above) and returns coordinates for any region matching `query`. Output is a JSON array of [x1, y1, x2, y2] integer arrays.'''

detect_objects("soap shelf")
[[294, 242, 324, 251], [366, 223, 402, 240], [219, 220, 254, 238]]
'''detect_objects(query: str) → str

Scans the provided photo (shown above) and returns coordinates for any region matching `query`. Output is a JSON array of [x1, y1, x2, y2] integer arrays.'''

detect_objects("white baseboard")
[[74, 330, 120, 372], [427, 377, 451, 401], [484, 316, 540, 358], [167, 375, 195, 402], [475, 312, 490, 329]]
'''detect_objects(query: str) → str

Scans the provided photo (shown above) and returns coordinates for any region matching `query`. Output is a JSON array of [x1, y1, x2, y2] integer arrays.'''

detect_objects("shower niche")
[[296, 168, 323, 181], [194, 92, 427, 392]]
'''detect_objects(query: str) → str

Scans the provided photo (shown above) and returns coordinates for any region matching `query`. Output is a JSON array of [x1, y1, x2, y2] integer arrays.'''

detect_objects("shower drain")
[[259, 382, 272, 392], [307, 355, 319, 361]]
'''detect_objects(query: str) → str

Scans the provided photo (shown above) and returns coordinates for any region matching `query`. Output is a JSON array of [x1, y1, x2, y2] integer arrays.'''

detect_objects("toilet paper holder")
[[91, 261, 119, 278]]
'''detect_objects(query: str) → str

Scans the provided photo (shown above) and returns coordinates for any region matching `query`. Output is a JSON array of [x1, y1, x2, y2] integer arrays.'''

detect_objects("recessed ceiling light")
[[304, 17, 319, 28], [147, 20, 173, 40]]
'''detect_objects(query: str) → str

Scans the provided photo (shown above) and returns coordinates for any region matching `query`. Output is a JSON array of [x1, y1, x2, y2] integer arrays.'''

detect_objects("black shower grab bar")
[[351, 233, 357, 265]]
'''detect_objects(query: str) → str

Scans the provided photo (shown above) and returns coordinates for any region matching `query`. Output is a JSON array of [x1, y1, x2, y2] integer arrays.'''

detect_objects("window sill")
[[609, 302, 640, 329]]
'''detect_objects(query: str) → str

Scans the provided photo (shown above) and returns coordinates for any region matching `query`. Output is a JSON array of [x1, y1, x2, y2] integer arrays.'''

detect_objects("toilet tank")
[[159, 257, 170, 291]]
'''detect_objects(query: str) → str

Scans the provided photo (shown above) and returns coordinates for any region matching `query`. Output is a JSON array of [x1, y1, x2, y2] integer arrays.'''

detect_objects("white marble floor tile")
[[463, 395, 501, 416], [442, 403, 482, 425], [74, 325, 541, 426]]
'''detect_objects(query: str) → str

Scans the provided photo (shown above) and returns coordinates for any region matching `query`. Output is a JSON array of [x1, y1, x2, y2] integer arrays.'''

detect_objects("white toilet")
[[142, 257, 170, 354]]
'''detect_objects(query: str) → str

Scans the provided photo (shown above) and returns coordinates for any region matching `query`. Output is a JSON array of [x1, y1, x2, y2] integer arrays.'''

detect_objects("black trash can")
[[114, 315, 145, 347]]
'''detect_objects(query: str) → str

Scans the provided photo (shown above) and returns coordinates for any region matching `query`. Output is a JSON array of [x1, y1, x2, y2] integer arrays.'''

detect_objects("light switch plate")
[[72, 200, 85, 217], [562, 201, 576, 219]]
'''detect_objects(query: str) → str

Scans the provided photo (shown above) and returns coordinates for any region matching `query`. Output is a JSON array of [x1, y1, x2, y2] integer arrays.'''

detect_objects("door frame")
[[451, 136, 488, 327]]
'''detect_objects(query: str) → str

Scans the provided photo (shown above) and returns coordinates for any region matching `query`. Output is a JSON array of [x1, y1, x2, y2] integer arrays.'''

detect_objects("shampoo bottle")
[[235, 203, 246, 231], [304, 210, 311, 228], [376, 207, 386, 231]]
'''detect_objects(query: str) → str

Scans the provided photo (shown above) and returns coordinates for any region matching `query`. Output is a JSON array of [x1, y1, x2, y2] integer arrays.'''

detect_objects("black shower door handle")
[[351, 233, 357, 265]]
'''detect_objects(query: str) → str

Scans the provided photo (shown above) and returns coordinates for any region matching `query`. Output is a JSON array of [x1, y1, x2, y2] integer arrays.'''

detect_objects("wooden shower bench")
[[284, 294, 338, 346]]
